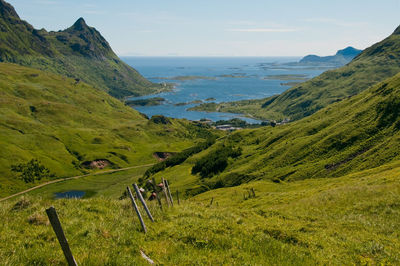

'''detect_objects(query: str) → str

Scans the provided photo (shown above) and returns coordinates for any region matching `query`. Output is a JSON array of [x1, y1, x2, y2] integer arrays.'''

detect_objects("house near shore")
[[215, 124, 242, 131]]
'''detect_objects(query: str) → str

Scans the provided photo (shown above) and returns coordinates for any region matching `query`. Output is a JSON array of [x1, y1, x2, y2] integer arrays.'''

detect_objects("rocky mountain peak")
[[0, 0, 20, 19], [72, 17, 89, 31]]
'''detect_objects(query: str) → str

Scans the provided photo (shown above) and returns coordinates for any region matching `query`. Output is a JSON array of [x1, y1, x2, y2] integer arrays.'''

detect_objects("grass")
[[0, 161, 399, 265], [191, 25, 400, 121], [154, 71, 400, 194], [0, 63, 215, 197], [28, 166, 149, 200]]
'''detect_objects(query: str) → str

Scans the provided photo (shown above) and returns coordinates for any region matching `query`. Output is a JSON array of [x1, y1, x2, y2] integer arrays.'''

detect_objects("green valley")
[[1, 0, 400, 265], [149, 71, 400, 195], [0, 63, 215, 197]]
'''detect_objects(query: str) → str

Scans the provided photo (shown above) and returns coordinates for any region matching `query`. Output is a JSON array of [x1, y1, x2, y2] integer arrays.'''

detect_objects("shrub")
[[143, 137, 216, 179], [149, 115, 171, 125], [192, 145, 242, 178], [11, 159, 53, 183]]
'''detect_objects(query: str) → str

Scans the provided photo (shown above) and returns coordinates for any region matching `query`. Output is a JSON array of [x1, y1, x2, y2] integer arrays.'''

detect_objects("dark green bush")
[[191, 145, 242, 178], [11, 159, 53, 183], [143, 137, 216, 178]]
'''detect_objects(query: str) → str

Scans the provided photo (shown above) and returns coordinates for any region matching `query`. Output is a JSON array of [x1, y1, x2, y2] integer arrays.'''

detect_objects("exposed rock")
[[81, 159, 111, 169], [153, 152, 176, 161]]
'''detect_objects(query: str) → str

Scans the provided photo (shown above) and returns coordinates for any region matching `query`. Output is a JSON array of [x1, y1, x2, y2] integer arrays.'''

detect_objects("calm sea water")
[[122, 57, 331, 123]]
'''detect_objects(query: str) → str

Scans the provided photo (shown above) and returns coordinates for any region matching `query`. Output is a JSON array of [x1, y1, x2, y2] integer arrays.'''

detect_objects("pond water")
[[123, 57, 333, 123], [55, 190, 85, 199]]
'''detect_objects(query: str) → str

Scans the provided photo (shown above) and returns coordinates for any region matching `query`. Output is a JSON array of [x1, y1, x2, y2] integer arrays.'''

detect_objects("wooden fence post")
[[164, 179, 174, 206], [133, 183, 154, 222], [176, 190, 180, 205], [127, 187, 147, 233], [45, 207, 78, 266], [251, 188, 256, 198], [150, 178, 163, 211], [161, 178, 171, 207], [209, 197, 214, 206]]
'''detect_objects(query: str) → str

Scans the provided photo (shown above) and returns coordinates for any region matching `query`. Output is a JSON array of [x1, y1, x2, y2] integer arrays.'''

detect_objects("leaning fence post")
[[164, 179, 174, 206], [176, 190, 180, 205], [127, 187, 147, 233], [209, 197, 214, 206], [251, 188, 256, 198], [45, 207, 78, 266], [161, 178, 171, 207], [133, 183, 154, 222], [150, 178, 163, 211]]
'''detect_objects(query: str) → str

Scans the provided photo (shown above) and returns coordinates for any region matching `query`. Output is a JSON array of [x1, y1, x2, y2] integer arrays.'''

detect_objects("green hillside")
[[0, 63, 214, 197], [150, 71, 400, 194], [0, 0, 165, 99], [1, 161, 399, 264], [191, 25, 400, 121]]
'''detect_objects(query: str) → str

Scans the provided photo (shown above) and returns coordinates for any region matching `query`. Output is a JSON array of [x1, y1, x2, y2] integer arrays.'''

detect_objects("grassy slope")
[[191, 25, 400, 121], [154, 71, 400, 193], [0, 162, 399, 264], [0, 0, 164, 98], [0, 63, 212, 197]]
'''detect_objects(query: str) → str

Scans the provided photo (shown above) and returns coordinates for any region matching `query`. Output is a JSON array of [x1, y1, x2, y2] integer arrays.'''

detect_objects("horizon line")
[[118, 55, 304, 58]]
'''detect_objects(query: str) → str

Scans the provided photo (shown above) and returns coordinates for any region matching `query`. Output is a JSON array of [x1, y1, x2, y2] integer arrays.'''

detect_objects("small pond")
[[55, 190, 86, 199]]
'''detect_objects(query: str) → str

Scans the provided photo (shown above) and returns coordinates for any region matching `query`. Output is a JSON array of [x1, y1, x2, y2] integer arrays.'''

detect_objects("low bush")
[[192, 145, 242, 178]]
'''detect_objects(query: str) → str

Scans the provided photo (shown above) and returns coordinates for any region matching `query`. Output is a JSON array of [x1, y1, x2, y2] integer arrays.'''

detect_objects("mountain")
[[0, 0, 165, 99], [336, 46, 362, 58], [149, 71, 400, 194], [191, 26, 400, 121], [0, 63, 212, 197], [299, 46, 362, 66]]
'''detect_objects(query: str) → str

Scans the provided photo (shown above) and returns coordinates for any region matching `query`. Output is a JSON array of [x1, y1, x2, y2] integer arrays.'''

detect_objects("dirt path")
[[0, 163, 154, 202]]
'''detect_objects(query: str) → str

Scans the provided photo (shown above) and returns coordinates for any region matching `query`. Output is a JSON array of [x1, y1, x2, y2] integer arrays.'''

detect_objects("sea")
[[122, 57, 332, 123]]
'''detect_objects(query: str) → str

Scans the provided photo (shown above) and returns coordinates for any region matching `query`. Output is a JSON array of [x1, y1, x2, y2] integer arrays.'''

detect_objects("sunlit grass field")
[[0, 63, 214, 198], [1, 161, 399, 265]]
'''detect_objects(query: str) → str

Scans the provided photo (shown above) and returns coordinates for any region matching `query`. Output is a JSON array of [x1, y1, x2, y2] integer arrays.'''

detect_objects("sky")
[[7, 0, 400, 57]]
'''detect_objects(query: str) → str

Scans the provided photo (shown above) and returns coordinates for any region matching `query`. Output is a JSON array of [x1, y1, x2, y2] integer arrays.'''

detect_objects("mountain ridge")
[[299, 46, 362, 65], [0, 0, 165, 98]]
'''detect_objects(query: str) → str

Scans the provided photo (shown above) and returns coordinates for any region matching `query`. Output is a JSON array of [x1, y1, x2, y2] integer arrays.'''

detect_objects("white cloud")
[[35, 0, 58, 5], [227, 28, 297, 33], [83, 10, 105, 15], [302, 18, 368, 27]]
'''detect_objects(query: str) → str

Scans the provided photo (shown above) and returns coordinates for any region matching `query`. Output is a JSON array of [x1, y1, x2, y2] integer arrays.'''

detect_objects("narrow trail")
[[0, 163, 154, 202]]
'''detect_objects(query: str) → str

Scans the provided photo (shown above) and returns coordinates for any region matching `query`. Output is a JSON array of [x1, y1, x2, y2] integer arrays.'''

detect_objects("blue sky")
[[7, 0, 400, 56]]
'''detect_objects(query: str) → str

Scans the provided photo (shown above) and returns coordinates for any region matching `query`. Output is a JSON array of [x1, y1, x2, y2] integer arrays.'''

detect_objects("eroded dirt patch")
[[153, 152, 176, 161], [81, 159, 112, 169]]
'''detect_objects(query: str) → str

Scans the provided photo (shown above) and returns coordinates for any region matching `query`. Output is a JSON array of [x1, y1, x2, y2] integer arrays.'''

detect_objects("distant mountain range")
[[0, 0, 164, 98], [299, 46, 362, 66]]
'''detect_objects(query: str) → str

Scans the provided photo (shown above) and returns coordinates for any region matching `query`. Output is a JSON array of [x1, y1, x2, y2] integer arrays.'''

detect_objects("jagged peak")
[[71, 17, 89, 31], [0, 0, 20, 19]]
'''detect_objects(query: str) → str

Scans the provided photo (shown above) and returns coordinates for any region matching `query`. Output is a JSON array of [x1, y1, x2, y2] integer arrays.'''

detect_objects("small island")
[[125, 97, 165, 106], [152, 75, 217, 81], [218, 73, 249, 78], [281, 81, 302, 86], [205, 97, 216, 101], [263, 74, 309, 81], [174, 100, 203, 106]]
